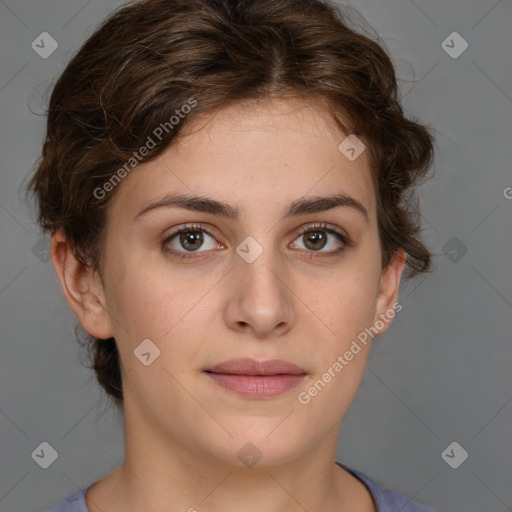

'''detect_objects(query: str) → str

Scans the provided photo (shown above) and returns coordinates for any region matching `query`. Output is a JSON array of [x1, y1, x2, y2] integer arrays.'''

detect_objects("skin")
[[51, 97, 406, 512]]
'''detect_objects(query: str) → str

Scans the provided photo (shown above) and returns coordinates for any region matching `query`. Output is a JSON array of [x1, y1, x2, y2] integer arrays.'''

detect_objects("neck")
[[85, 398, 373, 512]]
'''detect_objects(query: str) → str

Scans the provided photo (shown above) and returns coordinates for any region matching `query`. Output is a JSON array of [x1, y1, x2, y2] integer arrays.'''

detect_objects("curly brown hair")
[[26, 0, 435, 406]]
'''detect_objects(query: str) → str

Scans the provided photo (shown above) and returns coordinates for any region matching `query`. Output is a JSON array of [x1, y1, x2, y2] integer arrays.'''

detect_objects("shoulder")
[[337, 462, 440, 512], [43, 484, 92, 512]]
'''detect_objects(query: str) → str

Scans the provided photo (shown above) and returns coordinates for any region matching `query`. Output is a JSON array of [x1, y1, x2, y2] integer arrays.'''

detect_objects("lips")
[[206, 358, 307, 376], [204, 358, 307, 398]]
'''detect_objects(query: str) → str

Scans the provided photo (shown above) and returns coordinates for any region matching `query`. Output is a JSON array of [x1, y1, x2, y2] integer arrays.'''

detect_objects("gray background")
[[1, 1, 511, 511]]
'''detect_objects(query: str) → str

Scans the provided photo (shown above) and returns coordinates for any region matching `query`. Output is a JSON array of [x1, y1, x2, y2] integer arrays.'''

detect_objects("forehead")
[[107, 97, 376, 223]]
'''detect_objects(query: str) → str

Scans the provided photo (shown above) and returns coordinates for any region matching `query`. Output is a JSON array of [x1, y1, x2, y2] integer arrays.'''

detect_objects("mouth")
[[204, 358, 307, 399]]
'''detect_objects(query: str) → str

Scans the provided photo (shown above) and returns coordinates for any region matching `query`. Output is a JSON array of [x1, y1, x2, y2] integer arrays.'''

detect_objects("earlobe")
[[373, 249, 407, 334], [50, 230, 114, 339]]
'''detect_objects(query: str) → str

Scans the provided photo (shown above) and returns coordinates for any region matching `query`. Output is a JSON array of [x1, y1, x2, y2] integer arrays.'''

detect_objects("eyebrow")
[[134, 192, 369, 223]]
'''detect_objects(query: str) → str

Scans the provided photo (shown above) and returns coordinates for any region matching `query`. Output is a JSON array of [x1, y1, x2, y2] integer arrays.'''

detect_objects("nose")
[[223, 245, 295, 339]]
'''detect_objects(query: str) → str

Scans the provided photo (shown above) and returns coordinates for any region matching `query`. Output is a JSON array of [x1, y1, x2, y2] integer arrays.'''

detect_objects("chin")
[[206, 427, 307, 469]]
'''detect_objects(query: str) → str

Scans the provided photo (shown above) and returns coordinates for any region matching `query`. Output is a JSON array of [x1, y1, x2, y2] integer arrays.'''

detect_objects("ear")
[[50, 230, 114, 339], [372, 249, 407, 335]]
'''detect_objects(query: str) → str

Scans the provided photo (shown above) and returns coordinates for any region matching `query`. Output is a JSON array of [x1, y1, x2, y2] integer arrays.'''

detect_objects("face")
[[61, 97, 404, 468]]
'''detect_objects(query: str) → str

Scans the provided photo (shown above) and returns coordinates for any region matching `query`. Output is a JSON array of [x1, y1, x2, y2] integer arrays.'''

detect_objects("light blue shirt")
[[46, 461, 440, 511]]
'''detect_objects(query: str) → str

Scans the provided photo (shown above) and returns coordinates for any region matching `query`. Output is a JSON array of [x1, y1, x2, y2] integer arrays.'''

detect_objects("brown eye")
[[291, 223, 348, 256], [163, 224, 220, 257], [178, 229, 205, 251], [302, 230, 328, 251]]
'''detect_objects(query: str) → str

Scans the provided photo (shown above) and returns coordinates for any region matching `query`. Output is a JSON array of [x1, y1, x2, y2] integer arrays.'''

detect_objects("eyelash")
[[162, 222, 350, 261]]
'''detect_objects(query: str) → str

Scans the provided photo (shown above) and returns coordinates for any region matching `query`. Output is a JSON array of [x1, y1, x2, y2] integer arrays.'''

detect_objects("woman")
[[28, 0, 439, 510]]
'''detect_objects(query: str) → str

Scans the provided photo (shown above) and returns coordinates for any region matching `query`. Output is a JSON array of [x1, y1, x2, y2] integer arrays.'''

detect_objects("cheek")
[[106, 272, 202, 397], [107, 258, 218, 359], [100, 264, 161, 359], [304, 264, 380, 343], [296, 276, 378, 417]]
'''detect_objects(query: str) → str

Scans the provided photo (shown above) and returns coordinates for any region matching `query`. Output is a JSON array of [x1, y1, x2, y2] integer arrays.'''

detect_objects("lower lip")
[[205, 372, 306, 398]]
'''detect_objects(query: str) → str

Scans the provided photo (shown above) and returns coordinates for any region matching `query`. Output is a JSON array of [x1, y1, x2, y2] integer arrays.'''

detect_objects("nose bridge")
[[227, 232, 293, 335], [235, 232, 285, 297]]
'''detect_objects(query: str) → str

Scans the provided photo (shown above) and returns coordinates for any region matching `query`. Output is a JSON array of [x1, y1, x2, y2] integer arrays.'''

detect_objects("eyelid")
[[165, 221, 348, 240], [296, 222, 348, 240], [163, 222, 220, 241]]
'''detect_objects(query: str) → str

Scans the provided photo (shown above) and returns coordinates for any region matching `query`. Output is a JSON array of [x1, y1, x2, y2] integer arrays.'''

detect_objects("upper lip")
[[206, 358, 307, 376]]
